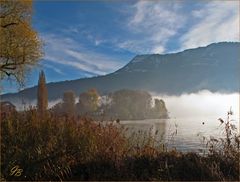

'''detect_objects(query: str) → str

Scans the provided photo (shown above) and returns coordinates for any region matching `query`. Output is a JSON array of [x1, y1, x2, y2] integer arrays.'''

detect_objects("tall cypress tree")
[[37, 70, 48, 114]]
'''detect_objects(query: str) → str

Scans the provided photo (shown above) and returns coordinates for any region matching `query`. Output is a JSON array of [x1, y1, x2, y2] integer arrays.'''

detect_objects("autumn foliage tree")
[[102, 89, 169, 120], [106, 89, 152, 120], [37, 70, 48, 114], [0, 0, 43, 84], [76, 89, 99, 114]]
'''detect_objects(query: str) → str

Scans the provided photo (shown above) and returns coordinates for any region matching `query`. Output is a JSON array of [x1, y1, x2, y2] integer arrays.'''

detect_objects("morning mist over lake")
[[6, 91, 239, 121], [1, 0, 239, 181], [153, 91, 239, 119]]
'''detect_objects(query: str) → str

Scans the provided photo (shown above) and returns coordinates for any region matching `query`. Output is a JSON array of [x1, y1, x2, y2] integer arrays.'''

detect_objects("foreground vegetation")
[[1, 109, 239, 181]]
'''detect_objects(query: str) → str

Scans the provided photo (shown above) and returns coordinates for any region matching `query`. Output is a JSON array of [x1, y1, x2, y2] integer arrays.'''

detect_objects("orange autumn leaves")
[[0, 0, 42, 83]]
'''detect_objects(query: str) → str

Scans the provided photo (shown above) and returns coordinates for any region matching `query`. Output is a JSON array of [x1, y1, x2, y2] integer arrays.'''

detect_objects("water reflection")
[[120, 119, 166, 148], [117, 117, 239, 152]]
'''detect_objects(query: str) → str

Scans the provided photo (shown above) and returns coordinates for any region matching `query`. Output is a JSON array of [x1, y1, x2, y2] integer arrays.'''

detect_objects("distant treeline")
[[51, 89, 169, 120]]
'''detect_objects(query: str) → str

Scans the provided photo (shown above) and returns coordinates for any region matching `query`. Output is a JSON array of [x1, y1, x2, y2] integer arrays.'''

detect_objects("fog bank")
[[153, 90, 239, 119], [9, 90, 239, 121]]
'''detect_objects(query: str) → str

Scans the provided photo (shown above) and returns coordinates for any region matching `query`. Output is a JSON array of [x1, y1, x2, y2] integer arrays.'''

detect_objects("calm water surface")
[[101, 92, 239, 152], [118, 116, 239, 152]]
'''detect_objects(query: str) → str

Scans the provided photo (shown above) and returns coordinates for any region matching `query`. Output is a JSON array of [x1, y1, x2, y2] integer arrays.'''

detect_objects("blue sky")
[[3, 0, 239, 93]]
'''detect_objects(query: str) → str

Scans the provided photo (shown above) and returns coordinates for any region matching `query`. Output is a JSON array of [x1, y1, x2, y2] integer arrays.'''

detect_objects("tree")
[[76, 89, 99, 115], [153, 99, 168, 118], [62, 90, 75, 117], [0, 0, 43, 84], [107, 89, 152, 120], [37, 70, 48, 114], [104, 90, 169, 120]]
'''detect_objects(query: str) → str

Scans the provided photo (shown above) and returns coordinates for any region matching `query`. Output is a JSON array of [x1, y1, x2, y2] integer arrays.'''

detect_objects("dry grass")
[[1, 108, 239, 181]]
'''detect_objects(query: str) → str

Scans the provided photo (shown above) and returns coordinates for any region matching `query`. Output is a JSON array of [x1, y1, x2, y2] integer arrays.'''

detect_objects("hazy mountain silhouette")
[[1, 42, 239, 104]]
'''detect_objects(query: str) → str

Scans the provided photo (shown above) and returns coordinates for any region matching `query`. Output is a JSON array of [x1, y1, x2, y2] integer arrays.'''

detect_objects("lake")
[[19, 90, 239, 153], [103, 91, 239, 152], [118, 116, 239, 152]]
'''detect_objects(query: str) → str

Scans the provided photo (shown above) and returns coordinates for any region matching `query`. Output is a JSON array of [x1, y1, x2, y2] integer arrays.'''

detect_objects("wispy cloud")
[[42, 63, 65, 75], [39, 1, 239, 77], [117, 1, 185, 54], [180, 1, 239, 50], [115, 0, 239, 54], [41, 34, 125, 76], [65, 50, 122, 72], [63, 25, 105, 47]]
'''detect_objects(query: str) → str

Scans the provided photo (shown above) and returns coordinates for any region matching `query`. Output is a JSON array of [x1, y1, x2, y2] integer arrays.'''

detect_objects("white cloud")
[[151, 46, 165, 54], [65, 26, 105, 47], [180, 1, 239, 50], [118, 1, 185, 54], [65, 50, 122, 72], [41, 34, 125, 76], [116, 0, 239, 54], [45, 55, 105, 75], [40, 0, 239, 74], [43, 64, 65, 75]]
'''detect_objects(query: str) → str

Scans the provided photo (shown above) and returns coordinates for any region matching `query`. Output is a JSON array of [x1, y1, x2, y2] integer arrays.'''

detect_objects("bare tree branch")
[[1, 22, 18, 28]]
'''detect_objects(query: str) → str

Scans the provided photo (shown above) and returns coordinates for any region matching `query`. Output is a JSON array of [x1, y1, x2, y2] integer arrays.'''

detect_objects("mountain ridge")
[[1, 42, 239, 104]]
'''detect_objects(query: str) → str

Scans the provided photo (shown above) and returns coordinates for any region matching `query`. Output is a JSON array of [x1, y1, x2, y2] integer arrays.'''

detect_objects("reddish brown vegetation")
[[1, 109, 239, 181]]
